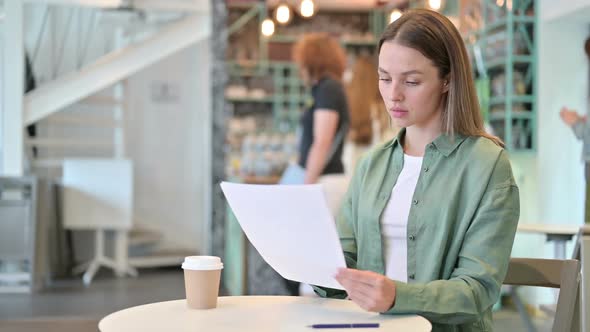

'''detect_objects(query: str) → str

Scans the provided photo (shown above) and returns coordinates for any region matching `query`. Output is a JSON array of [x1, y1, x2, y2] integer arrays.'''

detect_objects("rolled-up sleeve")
[[572, 120, 590, 141]]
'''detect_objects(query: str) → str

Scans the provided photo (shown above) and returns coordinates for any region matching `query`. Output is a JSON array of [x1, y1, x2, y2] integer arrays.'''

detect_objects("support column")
[[1, 0, 25, 176], [210, 0, 227, 259]]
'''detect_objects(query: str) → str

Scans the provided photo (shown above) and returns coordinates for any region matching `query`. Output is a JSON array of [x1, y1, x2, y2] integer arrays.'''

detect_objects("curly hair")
[[292, 33, 347, 81]]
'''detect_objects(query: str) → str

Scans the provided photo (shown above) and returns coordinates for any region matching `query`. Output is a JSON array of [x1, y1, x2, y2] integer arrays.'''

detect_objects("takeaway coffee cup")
[[182, 256, 223, 309]]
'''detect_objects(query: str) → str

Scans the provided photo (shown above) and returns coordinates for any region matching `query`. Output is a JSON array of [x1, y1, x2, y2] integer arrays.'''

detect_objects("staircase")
[[1, 0, 210, 285]]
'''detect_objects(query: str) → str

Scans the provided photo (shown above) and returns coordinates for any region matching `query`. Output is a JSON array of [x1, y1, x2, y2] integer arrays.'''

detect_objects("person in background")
[[313, 9, 520, 332], [282, 33, 349, 297], [292, 33, 350, 185], [559, 36, 590, 224]]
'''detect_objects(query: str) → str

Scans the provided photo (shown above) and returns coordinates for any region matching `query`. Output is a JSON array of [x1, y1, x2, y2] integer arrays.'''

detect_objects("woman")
[[314, 9, 520, 332], [292, 33, 350, 185], [281, 33, 350, 296]]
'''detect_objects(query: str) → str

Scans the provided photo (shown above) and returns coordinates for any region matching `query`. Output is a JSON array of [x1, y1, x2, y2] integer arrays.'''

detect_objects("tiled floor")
[[0, 268, 187, 321], [0, 268, 552, 331]]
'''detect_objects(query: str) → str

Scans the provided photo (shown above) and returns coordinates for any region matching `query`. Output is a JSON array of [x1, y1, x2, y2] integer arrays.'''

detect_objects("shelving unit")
[[227, 61, 307, 131], [466, 0, 537, 151]]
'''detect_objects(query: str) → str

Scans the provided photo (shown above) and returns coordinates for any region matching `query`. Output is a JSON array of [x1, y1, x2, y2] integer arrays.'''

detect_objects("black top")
[[298, 77, 349, 175]]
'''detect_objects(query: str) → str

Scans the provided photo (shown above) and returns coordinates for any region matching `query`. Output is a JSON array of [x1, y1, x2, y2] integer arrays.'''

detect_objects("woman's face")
[[378, 41, 448, 132]]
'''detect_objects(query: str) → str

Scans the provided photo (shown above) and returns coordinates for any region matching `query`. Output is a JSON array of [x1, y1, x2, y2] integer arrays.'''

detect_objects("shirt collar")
[[382, 128, 467, 157]]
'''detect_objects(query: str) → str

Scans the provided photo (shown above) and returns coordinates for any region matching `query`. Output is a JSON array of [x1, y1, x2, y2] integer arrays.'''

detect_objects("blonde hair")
[[378, 9, 503, 147], [292, 33, 347, 81], [346, 55, 379, 144]]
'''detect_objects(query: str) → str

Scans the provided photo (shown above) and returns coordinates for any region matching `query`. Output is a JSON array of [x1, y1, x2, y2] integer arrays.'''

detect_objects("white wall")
[[509, 0, 590, 305], [539, 0, 590, 22], [509, 3, 590, 257], [20, 4, 212, 254], [507, 5, 590, 232], [126, 40, 211, 252], [537, 17, 588, 226]]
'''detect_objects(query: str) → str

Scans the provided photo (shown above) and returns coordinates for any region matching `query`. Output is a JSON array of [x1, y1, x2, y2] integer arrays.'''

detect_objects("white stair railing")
[[24, 13, 209, 126]]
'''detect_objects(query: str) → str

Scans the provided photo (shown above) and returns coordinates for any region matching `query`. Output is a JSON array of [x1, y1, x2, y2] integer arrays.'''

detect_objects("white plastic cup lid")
[[181, 256, 223, 270]]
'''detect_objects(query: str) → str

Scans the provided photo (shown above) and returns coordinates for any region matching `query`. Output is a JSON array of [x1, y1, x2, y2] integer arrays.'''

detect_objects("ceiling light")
[[389, 9, 402, 23], [300, 0, 315, 18], [275, 4, 291, 25], [261, 18, 275, 37], [428, 0, 442, 10]]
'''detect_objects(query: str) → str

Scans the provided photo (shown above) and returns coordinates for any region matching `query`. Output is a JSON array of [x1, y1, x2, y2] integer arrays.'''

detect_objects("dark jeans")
[[284, 279, 300, 296]]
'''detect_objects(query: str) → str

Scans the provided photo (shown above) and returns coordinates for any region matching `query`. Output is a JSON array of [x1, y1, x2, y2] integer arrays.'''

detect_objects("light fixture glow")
[[428, 0, 442, 10], [389, 9, 402, 23], [275, 4, 291, 25], [496, 0, 505, 6], [300, 0, 315, 18], [261, 18, 275, 37]]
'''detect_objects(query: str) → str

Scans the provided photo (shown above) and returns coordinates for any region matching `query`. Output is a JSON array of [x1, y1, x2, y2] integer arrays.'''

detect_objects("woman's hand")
[[335, 268, 397, 313], [560, 107, 582, 127]]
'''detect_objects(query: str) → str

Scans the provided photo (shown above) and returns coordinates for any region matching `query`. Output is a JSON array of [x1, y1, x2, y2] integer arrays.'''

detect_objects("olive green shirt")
[[314, 129, 520, 332]]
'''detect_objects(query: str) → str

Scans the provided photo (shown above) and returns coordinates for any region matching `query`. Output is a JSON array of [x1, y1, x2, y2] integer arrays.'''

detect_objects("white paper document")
[[220, 182, 346, 290]]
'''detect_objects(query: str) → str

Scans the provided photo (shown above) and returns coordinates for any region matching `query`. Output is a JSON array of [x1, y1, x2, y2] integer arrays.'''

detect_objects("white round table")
[[99, 296, 432, 332]]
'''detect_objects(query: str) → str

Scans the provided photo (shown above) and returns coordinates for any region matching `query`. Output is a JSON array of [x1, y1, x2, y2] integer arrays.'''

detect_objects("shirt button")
[[413, 199, 419, 205], [423, 167, 429, 172], [409, 274, 415, 280], [409, 235, 416, 241]]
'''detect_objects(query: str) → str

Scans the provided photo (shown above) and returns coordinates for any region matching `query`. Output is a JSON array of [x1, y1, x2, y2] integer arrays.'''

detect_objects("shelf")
[[467, 16, 535, 39], [226, 96, 274, 103], [269, 35, 377, 47], [240, 175, 281, 185], [485, 55, 533, 70], [228, 60, 260, 68], [228, 69, 267, 77], [226, 94, 309, 103], [458, 0, 536, 152], [342, 39, 377, 47], [490, 95, 534, 106], [482, 16, 535, 35], [227, 1, 259, 10], [269, 35, 298, 43], [489, 111, 533, 121]]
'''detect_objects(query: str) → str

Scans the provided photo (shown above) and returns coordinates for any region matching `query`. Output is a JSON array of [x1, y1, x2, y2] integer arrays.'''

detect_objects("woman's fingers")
[[336, 268, 380, 287], [338, 275, 373, 298], [336, 269, 388, 312], [335, 268, 397, 313]]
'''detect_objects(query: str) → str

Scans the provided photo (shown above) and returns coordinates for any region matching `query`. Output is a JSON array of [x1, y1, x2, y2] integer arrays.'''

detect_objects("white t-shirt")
[[380, 153, 423, 282]]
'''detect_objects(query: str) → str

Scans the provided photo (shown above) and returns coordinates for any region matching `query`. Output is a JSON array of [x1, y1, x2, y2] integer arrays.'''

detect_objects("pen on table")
[[307, 323, 380, 329]]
